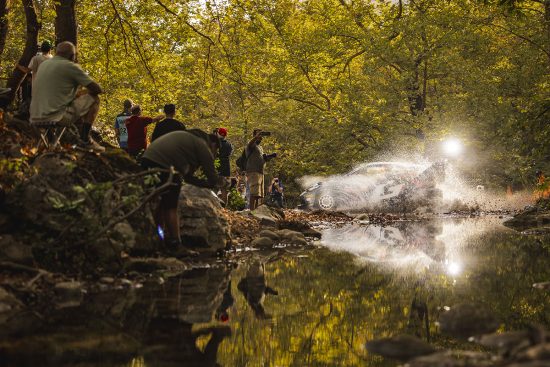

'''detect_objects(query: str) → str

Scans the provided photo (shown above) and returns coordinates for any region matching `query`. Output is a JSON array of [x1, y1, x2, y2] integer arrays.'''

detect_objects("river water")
[[2, 216, 549, 366]]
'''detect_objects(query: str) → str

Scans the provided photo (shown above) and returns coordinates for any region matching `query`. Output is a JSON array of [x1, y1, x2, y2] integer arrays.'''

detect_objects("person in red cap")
[[214, 127, 234, 204]]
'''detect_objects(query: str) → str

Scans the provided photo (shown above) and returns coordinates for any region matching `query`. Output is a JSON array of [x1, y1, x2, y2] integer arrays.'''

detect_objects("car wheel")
[[317, 194, 336, 210]]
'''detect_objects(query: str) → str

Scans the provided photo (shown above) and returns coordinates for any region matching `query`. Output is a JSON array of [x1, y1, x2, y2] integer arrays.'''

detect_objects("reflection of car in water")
[[299, 161, 445, 211], [321, 221, 446, 268]]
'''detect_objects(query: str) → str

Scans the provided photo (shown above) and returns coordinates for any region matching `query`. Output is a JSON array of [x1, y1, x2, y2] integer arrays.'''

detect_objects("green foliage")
[[1, 0, 549, 195], [227, 188, 246, 211]]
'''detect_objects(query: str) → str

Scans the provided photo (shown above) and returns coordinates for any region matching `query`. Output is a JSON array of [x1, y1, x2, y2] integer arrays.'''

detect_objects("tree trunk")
[[2, 0, 39, 107], [0, 0, 10, 56], [55, 0, 77, 46], [545, 0, 550, 52]]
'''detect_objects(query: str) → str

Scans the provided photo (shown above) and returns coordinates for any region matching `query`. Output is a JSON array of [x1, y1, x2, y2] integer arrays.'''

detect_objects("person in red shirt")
[[125, 104, 163, 157]]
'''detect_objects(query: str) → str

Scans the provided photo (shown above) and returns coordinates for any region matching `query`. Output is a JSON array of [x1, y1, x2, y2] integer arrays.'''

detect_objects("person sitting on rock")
[[29, 41, 104, 152], [151, 103, 186, 142], [140, 129, 226, 255], [125, 104, 163, 158]]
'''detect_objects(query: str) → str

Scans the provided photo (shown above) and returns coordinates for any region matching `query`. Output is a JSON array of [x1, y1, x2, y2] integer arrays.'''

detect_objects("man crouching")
[[30, 41, 104, 152], [140, 129, 225, 256]]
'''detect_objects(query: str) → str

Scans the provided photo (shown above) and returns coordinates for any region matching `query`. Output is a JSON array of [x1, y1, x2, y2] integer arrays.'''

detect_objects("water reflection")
[[2, 217, 549, 367], [237, 260, 279, 319], [1, 265, 233, 367], [320, 217, 504, 276]]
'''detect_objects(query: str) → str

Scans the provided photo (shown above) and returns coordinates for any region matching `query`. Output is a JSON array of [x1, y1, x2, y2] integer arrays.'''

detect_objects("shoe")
[[77, 138, 105, 153]]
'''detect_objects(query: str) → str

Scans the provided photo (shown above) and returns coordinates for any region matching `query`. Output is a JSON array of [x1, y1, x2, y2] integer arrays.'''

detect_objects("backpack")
[[235, 148, 247, 171]]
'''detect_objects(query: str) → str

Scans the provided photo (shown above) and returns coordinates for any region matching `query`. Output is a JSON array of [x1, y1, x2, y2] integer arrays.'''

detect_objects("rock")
[[439, 303, 499, 338], [533, 282, 550, 290], [301, 228, 322, 239], [478, 331, 530, 352], [277, 229, 305, 241], [356, 213, 370, 221], [251, 205, 284, 227], [99, 277, 115, 284], [123, 257, 187, 274], [178, 184, 230, 253], [251, 237, 274, 248], [516, 343, 550, 361], [112, 221, 136, 248], [0, 286, 23, 314], [289, 234, 308, 246], [258, 229, 280, 241], [504, 207, 550, 232], [522, 227, 550, 236], [406, 350, 494, 367], [365, 334, 436, 360], [54, 281, 83, 308], [503, 362, 550, 367], [0, 234, 33, 265]]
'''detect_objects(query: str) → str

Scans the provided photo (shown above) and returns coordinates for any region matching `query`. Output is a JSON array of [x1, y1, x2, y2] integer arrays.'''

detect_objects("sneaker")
[[77, 139, 105, 153]]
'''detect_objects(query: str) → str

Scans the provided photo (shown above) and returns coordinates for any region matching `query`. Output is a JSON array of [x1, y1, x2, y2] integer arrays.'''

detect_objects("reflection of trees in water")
[[218, 222, 550, 367]]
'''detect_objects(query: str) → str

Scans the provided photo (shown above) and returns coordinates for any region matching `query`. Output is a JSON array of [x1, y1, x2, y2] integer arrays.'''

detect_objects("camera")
[[259, 131, 271, 137]]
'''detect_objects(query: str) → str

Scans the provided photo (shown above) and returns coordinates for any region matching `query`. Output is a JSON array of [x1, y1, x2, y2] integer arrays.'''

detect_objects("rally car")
[[299, 161, 445, 212]]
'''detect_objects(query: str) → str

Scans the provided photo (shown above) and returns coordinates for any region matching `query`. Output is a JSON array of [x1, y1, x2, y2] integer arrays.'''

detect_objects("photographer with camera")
[[246, 129, 276, 210]]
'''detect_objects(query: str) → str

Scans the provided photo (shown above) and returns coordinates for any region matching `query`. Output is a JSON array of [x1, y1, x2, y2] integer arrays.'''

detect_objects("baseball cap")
[[217, 127, 228, 137]]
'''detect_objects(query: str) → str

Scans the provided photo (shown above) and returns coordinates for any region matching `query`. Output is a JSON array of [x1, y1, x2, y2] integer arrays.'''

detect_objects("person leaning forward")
[[140, 129, 226, 255], [30, 41, 104, 152]]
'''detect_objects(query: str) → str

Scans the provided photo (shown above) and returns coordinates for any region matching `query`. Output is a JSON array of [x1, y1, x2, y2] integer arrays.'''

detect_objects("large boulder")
[[251, 205, 284, 227], [179, 184, 230, 252]]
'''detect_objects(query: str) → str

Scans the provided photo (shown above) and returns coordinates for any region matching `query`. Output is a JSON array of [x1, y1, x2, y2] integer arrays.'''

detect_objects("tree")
[[0, 0, 9, 56], [3, 0, 39, 106], [54, 0, 77, 46]]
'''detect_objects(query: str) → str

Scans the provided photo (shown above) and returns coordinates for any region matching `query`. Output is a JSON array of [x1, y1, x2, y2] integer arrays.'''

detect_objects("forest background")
[[1, 0, 549, 199]]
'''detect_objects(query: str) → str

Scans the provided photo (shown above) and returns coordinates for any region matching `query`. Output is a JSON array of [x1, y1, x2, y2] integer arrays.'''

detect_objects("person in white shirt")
[[17, 40, 53, 84]]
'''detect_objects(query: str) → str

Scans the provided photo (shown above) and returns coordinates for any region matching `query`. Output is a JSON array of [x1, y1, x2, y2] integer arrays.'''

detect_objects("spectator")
[[17, 40, 53, 85], [246, 129, 276, 210], [114, 99, 132, 151], [140, 129, 225, 255], [125, 104, 163, 157], [268, 177, 284, 208], [215, 127, 233, 204], [535, 170, 550, 200], [30, 41, 104, 152], [151, 103, 186, 142]]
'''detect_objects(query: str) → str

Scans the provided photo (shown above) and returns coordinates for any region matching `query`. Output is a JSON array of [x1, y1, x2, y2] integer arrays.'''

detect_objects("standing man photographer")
[[246, 129, 276, 210]]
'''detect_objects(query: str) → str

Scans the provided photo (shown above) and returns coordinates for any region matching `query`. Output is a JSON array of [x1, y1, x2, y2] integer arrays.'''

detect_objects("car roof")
[[352, 161, 427, 171]]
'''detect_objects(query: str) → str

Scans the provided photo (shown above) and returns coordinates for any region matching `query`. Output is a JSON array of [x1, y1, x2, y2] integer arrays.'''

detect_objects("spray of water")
[[299, 160, 533, 213]]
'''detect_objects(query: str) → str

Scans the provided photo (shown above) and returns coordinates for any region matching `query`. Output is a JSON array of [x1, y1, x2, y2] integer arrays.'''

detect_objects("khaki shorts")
[[247, 172, 264, 198], [59, 94, 97, 126]]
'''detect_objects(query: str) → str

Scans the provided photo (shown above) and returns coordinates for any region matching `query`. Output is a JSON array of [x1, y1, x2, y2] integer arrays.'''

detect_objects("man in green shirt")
[[30, 41, 104, 152], [141, 129, 226, 255]]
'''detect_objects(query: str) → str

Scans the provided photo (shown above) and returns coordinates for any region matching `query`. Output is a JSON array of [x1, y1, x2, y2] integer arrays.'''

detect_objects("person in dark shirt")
[[214, 127, 233, 204], [141, 129, 225, 255], [125, 104, 163, 157], [151, 103, 186, 142]]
